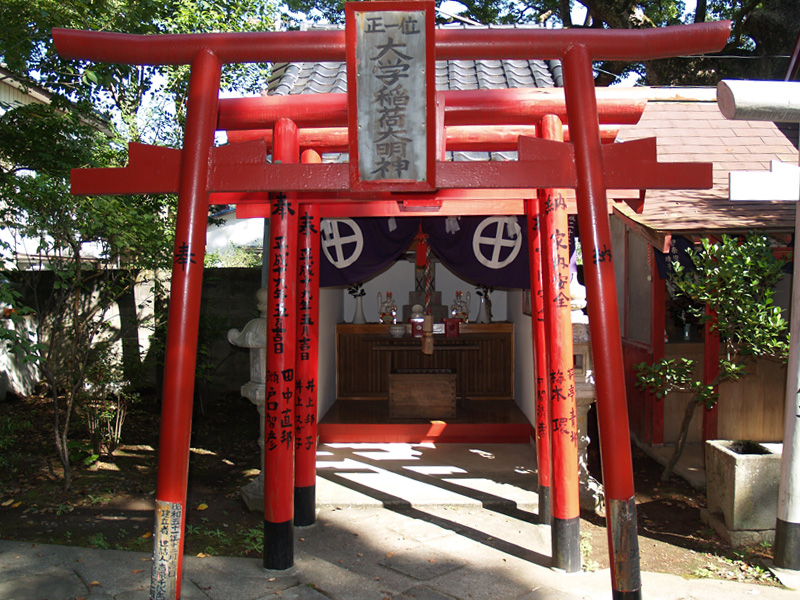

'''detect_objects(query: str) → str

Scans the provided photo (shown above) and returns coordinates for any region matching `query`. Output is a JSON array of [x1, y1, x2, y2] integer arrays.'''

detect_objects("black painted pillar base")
[[551, 516, 580, 572], [294, 485, 316, 527], [612, 589, 642, 600], [263, 520, 294, 570], [607, 496, 642, 597], [775, 518, 800, 570], [538, 484, 551, 525]]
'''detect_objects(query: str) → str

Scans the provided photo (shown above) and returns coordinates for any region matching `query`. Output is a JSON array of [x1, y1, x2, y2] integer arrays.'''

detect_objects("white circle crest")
[[472, 217, 522, 269], [321, 219, 364, 269]]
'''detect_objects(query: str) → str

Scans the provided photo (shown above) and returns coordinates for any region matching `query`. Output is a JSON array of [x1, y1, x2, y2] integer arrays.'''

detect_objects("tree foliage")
[[0, 100, 172, 490], [636, 233, 789, 481], [0, 0, 277, 488], [284, 0, 799, 85]]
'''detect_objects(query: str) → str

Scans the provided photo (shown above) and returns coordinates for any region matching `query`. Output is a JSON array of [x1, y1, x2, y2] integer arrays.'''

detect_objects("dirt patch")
[[0, 393, 263, 556], [580, 444, 778, 585], [0, 393, 782, 586]]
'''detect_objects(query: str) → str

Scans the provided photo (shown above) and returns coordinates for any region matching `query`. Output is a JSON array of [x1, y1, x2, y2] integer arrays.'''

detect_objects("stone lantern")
[[571, 273, 603, 512], [227, 287, 268, 511]]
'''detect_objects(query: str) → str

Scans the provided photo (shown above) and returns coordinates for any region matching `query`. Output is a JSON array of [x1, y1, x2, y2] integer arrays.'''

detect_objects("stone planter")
[[703, 439, 782, 546]]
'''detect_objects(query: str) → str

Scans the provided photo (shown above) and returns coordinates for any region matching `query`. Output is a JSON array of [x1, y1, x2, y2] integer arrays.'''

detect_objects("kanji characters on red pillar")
[[264, 118, 300, 570], [150, 48, 221, 600], [537, 115, 580, 572], [525, 199, 552, 526], [294, 149, 321, 527], [563, 45, 641, 600]]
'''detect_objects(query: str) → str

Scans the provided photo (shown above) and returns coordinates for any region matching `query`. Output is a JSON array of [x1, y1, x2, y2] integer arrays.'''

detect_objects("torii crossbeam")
[[54, 13, 730, 600]]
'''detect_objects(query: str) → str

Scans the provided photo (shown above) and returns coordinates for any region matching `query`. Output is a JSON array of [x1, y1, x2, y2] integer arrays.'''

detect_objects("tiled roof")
[[266, 44, 798, 239], [268, 59, 561, 96], [612, 94, 798, 241]]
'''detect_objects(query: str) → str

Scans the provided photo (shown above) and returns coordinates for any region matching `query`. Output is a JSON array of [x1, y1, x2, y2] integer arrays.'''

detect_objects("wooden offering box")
[[389, 369, 457, 420]]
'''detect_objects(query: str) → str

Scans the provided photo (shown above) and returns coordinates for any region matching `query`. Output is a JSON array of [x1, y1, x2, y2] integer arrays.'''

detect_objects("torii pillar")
[[526, 201, 552, 526], [717, 79, 800, 573], [52, 17, 733, 600], [150, 49, 220, 600], [535, 115, 581, 570]]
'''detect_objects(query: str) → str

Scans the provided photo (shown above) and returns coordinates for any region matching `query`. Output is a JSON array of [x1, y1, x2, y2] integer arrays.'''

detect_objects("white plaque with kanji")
[[353, 9, 428, 183]]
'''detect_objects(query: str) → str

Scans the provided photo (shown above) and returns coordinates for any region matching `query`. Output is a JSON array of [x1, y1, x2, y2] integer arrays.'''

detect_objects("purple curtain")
[[320, 215, 532, 289]]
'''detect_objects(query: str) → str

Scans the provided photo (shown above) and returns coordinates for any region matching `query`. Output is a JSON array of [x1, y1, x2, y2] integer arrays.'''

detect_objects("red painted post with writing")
[[294, 149, 322, 527], [562, 45, 641, 599], [538, 115, 580, 571], [264, 118, 300, 569], [150, 49, 221, 600], [526, 198, 552, 525]]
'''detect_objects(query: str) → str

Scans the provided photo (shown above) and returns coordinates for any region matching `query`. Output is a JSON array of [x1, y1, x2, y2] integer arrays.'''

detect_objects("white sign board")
[[354, 10, 428, 182]]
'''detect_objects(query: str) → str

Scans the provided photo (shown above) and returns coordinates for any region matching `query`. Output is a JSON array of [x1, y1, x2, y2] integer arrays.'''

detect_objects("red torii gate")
[[54, 14, 730, 600]]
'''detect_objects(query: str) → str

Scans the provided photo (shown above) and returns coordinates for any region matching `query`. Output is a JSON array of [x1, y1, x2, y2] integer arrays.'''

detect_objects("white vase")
[[352, 295, 367, 324], [475, 295, 490, 323]]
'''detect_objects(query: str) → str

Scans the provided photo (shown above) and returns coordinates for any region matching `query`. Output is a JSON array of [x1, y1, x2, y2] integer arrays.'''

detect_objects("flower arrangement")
[[475, 284, 493, 298], [347, 282, 365, 297], [475, 284, 494, 322]]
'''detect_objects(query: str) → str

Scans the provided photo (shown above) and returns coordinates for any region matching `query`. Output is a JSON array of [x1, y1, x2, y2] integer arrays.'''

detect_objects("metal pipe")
[[718, 80, 800, 122], [716, 78, 800, 571]]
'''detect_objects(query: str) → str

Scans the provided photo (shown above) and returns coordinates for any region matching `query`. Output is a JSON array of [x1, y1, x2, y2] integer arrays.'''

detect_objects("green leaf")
[[82, 70, 99, 85]]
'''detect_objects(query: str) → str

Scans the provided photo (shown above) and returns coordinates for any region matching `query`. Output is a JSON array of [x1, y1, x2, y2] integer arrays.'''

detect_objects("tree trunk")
[[559, 0, 573, 26], [694, 0, 707, 23], [48, 371, 73, 491], [660, 394, 700, 482]]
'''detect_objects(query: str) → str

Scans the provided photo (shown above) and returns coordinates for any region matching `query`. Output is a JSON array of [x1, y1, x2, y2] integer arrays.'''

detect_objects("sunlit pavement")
[[0, 443, 797, 599]]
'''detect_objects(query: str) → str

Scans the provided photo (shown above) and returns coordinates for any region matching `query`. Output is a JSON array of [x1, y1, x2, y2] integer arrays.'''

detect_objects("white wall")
[[509, 290, 536, 424], [206, 212, 265, 254], [0, 315, 40, 398], [317, 286, 343, 418]]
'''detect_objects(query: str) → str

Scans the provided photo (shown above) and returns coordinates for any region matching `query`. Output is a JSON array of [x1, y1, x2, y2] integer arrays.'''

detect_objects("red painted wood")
[[563, 44, 638, 594], [264, 119, 300, 525], [318, 423, 533, 444], [650, 250, 666, 445], [526, 199, 551, 490], [535, 115, 579, 523], [295, 151, 321, 490], [54, 21, 730, 66], [72, 141, 712, 197], [70, 142, 180, 195], [52, 19, 739, 600], [603, 138, 712, 190], [219, 89, 644, 131], [563, 45, 635, 502], [623, 340, 654, 444], [154, 49, 221, 600], [225, 124, 620, 152], [703, 305, 720, 442]]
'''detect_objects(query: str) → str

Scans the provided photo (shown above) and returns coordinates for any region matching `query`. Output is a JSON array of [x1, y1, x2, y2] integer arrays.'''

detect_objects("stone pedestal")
[[227, 288, 268, 512], [572, 323, 603, 513], [702, 440, 782, 546]]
